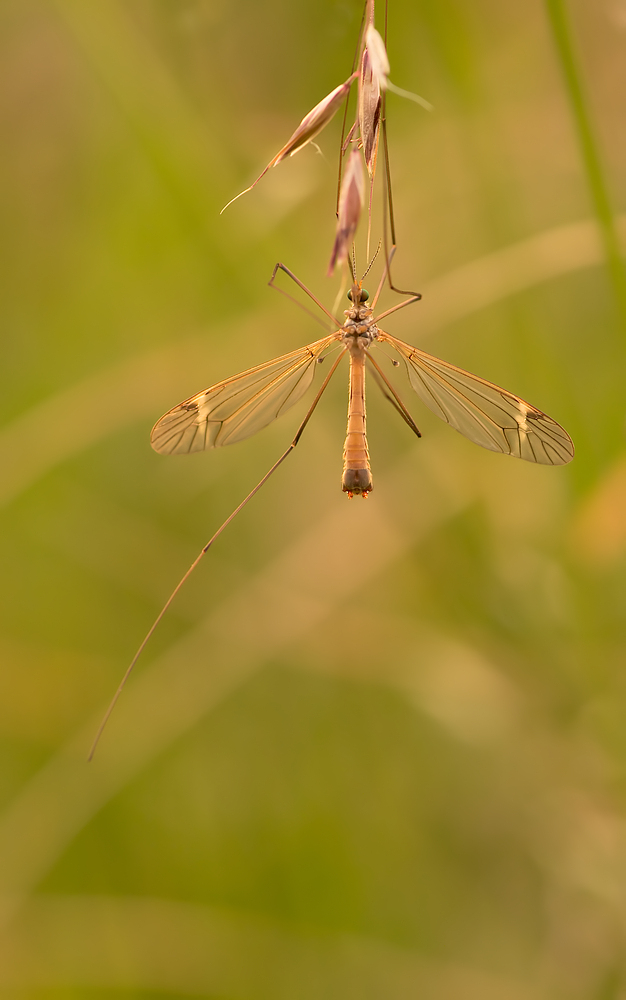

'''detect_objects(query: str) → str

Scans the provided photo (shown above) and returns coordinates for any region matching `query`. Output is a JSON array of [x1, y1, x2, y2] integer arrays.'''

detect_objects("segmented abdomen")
[[342, 351, 373, 495]]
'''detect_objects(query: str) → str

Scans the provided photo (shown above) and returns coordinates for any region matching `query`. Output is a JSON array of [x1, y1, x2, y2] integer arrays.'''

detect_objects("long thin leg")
[[371, 223, 421, 319], [366, 351, 422, 438], [374, 106, 423, 303], [89, 348, 348, 760], [269, 262, 340, 327], [375, 295, 421, 322], [371, 244, 395, 309], [341, 121, 357, 154], [380, 101, 422, 300]]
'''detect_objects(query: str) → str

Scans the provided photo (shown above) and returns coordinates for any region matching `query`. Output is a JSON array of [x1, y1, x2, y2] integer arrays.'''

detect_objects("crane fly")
[[89, 260, 574, 759], [151, 265, 574, 481]]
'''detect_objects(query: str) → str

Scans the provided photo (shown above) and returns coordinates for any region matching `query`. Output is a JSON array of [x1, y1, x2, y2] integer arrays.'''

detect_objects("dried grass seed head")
[[364, 24, 433, 113], [221, 73, 357, 214], [364, 25, 390, 88], [328, 147, 366, 275], [358, 45, 382, 178], [271, 75, 357, 166]]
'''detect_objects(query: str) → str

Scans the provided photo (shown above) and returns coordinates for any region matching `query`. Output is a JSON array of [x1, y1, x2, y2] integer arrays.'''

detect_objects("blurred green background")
[[1, 0, 626, 996]]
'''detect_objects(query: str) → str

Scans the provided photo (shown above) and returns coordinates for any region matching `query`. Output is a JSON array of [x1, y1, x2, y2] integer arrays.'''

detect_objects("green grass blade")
[[544, 0, 626, 330]]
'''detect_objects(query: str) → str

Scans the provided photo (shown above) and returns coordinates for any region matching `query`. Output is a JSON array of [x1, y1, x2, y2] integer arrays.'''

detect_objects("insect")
[[151, 263, 574, 487], [88, 257, 573, 759]]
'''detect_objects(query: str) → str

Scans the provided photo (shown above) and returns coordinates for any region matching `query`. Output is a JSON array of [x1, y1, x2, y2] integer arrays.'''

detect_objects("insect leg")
[[371, 242, 421, 317], [374, 294, 422, 322], [366, 351, 422, 438], [268, 262, 340, 328], [88, 348, 347, 760], [379, 88, 422, 300]]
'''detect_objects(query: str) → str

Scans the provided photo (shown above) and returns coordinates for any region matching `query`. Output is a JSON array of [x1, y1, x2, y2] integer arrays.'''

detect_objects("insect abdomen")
[[342, 351, 373, 496]]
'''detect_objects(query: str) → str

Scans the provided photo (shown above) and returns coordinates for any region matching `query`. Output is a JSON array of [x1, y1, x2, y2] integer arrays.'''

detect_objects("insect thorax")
[[341, 306, 378, 349]]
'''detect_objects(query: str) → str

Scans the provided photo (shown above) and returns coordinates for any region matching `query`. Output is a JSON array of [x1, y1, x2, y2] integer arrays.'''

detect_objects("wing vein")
[[151, 333, 341, 455], [377, 330, 574, 466]]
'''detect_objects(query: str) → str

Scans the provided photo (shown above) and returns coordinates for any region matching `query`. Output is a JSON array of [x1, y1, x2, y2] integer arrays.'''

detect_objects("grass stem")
[[545, 0, 626, 330]]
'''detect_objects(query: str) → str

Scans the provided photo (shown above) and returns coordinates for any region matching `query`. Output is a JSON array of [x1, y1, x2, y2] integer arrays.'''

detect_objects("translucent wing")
[[377, 331, 574, 465], [151, 333, 340, 455]]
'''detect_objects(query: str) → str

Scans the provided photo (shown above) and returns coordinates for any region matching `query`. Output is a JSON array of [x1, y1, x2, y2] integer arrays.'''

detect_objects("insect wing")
[[151, 333, 340, 455], [378, 332, 574, 466]]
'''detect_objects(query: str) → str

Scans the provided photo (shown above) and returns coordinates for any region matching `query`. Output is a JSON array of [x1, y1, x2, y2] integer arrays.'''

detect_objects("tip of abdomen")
[[342, 468, 373, 495]]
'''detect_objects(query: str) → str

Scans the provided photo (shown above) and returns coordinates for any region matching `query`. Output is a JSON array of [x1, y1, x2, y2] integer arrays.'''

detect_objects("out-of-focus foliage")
[[1, 1, 626, 997]]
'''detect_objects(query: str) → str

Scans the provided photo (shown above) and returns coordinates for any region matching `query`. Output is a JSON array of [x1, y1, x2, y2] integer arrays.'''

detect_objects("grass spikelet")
[[221, 73, 358, 214], [328, 147, 365, 274]]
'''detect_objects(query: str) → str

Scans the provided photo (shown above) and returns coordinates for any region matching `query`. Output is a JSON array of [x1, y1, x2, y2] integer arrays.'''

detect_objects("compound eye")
[[360, 289, 369, 302], [346, 291, 353, 302]]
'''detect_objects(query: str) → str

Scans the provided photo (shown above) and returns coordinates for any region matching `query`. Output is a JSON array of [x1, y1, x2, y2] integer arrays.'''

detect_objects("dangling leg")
[[89, 348, 347, 759]]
